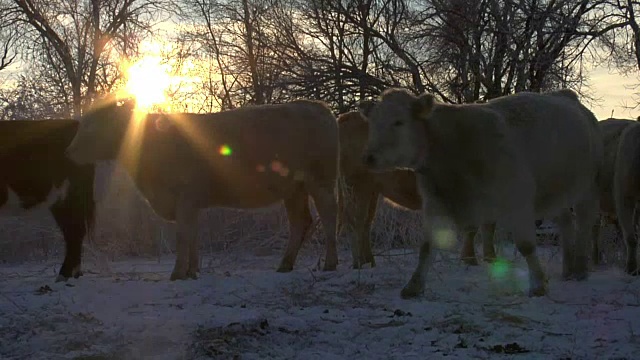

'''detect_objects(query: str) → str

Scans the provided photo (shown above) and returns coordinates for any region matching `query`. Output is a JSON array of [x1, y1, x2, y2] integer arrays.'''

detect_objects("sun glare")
[[122, 56, 172, 112]]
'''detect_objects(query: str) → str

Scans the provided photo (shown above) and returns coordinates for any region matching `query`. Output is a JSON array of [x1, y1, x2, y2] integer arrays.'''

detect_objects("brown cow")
[[362, 88, 602, 298], [337, 111, 497, 268], [594, 118, 640, 274], [66, 97, 339, 280]]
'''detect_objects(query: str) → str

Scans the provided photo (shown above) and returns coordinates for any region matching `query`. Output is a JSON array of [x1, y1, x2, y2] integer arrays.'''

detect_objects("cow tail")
[[76, 164, 96, 242]]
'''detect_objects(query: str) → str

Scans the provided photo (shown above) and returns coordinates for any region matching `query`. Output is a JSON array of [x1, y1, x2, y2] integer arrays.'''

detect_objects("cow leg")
[[460, 225, 479, 265], [187, 230, 200, 280], [359, 197, 378, 268], [277, 188, 312, 272], [51, 202, 85, 282], [616, 197, 638, 275], [632, 203, 640, 275], [349, 188, 378, 269], [573, 194, 599, 280], [401, 211, 451, 299], [309, 182, 338, 271], [336, 181, 344, 237], [507, 208, 547, 297], [482, 222, 497, 263], [401, 233, 433, 299], [555, 209, 576, 280], [171, 193, 200, 281], [591, 215, 603, 266]]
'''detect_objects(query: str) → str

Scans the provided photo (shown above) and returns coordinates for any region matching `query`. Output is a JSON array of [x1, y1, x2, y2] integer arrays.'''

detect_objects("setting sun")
[[122, 56, 172, 111]]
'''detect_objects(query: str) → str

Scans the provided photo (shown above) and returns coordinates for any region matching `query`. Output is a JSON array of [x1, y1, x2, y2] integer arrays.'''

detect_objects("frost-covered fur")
[[337, 111, 497, 268], [362, 88, 603, 298], [67, 98, 340, 280], [596, 118, 640, 275]]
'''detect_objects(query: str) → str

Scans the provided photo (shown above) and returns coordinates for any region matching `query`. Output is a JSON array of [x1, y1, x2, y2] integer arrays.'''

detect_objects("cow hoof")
[[400, 277, 424, 299], [528, 285, 547, 297], [563, 269, 588, 281], [573, 268, 589, 281], [574, 272, 588, 281], [483, 257, 497, 264], [55, 274, 69, 283], [187, 270, 199, 280], [322, 263, 337, 271], [351, 258, 364, 269], [461, 257, 479, 266], [352, 258, 374, 269], [170, 271, 189, 281], [352, 263, 377, 269], [276, 264, 293, 273], [72, 268, 83, 279], [561, 268, 574, 281], [400, 285, 423, 299]]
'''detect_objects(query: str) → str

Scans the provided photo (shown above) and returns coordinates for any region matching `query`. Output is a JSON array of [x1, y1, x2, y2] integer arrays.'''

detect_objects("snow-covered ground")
[[1, 245, 639, 360]]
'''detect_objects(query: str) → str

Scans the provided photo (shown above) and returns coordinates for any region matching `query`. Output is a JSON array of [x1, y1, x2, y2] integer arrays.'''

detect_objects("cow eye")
[[393, 120, 403, 127]]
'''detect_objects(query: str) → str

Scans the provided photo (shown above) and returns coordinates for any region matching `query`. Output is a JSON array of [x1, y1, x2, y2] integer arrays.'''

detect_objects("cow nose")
[[362, 153, 376, 167]]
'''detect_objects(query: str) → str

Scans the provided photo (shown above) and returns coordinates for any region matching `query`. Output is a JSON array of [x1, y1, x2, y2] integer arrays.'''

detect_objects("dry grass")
[[0, 163, 629, 272]]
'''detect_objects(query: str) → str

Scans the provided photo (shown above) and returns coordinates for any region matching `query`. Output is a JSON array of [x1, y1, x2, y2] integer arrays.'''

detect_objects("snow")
[[1, 245, 640, 359]]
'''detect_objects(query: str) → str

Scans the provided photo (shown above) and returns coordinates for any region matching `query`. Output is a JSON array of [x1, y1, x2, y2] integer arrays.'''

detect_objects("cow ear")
[[412, 93, 435, 121], [358, 100, 376, 118], [117, 97, 136, 111], [155, 115, 171, 132]]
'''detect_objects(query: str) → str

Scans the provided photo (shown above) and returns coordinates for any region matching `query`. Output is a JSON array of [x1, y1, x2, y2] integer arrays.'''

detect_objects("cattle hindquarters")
[[613, 123, 640, 275]]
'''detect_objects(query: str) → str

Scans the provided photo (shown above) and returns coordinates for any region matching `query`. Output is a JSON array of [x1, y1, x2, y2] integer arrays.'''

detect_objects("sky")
[[2, 44, 639, 119], [588, 65, 640, 120]]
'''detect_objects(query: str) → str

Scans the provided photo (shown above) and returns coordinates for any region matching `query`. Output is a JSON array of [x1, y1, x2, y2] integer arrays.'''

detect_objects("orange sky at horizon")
[[588, 66, 640, 120], [93, 42, 640, 119], [1, 34, 640, 119]]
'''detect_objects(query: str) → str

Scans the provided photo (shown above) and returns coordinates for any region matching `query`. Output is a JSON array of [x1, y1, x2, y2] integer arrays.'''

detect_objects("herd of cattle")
[[2, 88, 640, 299]]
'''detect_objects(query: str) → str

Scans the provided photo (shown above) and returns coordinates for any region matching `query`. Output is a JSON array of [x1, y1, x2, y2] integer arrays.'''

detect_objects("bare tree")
[[0, 0, 176, 115], [265, 0, 415, 112], [263, 0, 609, 111], [1, 0, 627, 117], [0, 64, 72, 120], [180, 0, 288, 109], [0, 26, 17, 72], [421, 0, 610, 103], [588, 1, 640, 73]]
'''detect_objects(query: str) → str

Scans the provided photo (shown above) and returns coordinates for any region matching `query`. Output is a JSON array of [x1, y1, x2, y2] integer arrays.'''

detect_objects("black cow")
[[0, 119, 95, 281]]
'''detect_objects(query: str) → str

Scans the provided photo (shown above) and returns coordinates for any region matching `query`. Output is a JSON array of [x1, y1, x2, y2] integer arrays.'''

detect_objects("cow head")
[[360, 88, 432, 172], [337, 111, 372, 179], [66, 96, 136, 165]]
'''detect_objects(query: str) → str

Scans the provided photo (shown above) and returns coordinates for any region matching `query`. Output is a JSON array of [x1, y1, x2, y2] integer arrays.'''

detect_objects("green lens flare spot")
[[490, 258, 510, 280], [219, 144, 232, 156]]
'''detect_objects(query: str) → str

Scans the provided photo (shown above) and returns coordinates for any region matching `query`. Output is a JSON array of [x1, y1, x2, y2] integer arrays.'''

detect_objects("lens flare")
[[489, 258, 510, 280], [433, 228, 456, 249], [219, 144, 232, 156], [122, 56, 172, 112]]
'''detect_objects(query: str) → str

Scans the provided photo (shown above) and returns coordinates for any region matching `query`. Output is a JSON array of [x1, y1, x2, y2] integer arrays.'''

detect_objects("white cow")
[[361, 88, 603, 298]]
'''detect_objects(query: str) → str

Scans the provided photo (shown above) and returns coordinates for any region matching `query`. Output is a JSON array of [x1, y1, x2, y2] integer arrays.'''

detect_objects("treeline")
[[0, 0, 639, 120]]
